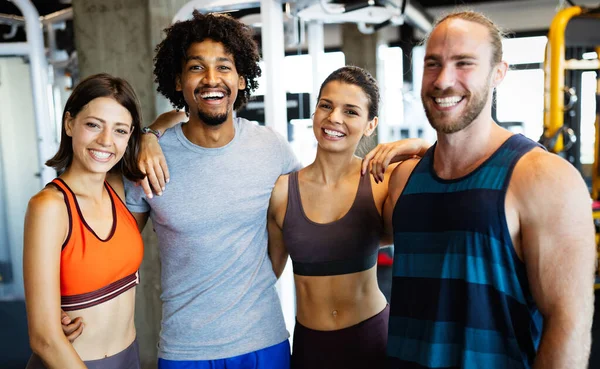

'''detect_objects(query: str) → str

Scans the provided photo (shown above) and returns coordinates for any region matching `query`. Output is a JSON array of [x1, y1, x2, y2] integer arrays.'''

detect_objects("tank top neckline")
[[293, 170, 369, 227], [428, 134, 520, 184], [54, 177, 117, 242]]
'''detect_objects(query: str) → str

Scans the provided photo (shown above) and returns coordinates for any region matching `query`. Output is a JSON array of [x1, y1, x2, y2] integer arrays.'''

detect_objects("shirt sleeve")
[[124, 176, 150, 214], [276, 131, 302, 174]]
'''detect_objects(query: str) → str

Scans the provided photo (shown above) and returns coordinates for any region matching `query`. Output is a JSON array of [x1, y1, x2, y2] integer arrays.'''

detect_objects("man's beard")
[[192, 84, 232, 126], [422, 81, 490, 134], [197, 109, 228, 126]]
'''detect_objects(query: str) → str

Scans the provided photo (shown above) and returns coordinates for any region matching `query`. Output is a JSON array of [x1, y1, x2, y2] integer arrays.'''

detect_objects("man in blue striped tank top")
[[366, 10, 596, 369]]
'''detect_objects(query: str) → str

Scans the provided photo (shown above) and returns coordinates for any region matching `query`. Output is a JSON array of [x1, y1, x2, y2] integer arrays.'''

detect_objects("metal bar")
[[545, 5, 582, 152], [0, 13, 25, 26], [0, 42, 29, 55], [308, 20, 324, 116], [41, 8, 73, 26], [260, 0, 288, 138], [172, 0, 260, 22], [10, 0, 56, 186], [564, 58, 600, 70], [404, 1, 433, 33], [592, 46, 600, 201]]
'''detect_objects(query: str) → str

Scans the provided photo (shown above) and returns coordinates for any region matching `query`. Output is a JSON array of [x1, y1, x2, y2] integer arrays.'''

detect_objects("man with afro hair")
[[126, 11, 300, 368]]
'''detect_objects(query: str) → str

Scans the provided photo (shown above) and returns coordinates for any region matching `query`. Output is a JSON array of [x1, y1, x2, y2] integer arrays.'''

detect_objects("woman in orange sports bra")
[[23, 73, 145, 369]]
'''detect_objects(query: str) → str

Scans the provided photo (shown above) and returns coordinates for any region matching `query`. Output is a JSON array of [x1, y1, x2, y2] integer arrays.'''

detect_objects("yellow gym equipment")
[[541, 4, 600, 288]]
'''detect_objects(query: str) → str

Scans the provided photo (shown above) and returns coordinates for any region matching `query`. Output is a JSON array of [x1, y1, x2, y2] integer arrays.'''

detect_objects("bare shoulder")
[[25, 186, 69, 245], [384, 162, 401, 177], [269, 174, 291, 227], [273, 174, 290, 196], [390, 158, 421, 188], [270, 174, 290, 208], [511, 148, 587, 200], [27, 186, 67, 218]]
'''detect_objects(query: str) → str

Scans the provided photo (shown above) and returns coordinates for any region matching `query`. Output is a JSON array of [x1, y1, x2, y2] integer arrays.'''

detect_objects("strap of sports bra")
[[48, 179, 75, 250], [286, 171, 301, 218]]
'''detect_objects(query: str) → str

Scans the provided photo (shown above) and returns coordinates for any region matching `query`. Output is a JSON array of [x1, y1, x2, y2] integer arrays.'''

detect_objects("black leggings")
[[291, 305, 390, 369]]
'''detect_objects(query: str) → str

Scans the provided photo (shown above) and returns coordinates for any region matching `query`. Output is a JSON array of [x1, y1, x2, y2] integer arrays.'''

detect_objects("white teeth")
[[435, 96, 463, 108], [200, 92, 225, 99], [324, 128, 345, 137], [90, 150, 111, 160]]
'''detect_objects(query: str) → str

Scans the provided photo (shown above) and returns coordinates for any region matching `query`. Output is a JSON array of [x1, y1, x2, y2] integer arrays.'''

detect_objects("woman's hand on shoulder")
[[362, 138, 430, 183]]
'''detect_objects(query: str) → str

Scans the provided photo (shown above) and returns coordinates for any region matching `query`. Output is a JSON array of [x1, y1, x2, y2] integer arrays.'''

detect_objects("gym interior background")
[[0, 0, 599, 368]]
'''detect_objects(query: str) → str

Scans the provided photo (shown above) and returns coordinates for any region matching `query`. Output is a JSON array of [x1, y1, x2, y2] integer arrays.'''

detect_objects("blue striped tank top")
[[387, 134, 544, 369]]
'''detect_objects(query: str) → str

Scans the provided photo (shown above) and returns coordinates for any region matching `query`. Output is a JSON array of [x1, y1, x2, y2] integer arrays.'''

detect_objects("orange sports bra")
[[49, 178, 144, 311]]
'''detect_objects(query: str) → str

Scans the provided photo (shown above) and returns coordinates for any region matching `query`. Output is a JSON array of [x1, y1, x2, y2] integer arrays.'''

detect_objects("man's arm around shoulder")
[[512, 149, 595, 369]]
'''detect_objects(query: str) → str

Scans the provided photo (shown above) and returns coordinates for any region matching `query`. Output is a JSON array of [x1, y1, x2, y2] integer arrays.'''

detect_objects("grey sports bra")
[[282, 171, 383, 276]]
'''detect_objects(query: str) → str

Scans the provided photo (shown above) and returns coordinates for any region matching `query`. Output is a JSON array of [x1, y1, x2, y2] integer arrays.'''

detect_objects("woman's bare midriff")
[[66, 287, 137, 360], [294, 266, 387, 331]]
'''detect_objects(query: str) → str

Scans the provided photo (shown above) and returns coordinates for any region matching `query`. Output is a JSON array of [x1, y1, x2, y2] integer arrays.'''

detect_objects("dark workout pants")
[[291, 304, 390, 369], [26, 337, 140, 369]]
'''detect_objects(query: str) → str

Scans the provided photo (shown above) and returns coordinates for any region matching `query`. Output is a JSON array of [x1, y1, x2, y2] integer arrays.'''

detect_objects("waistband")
[[84, 337, 140, 369], [295, 304, 390, 335], [26, 338, 140, 369]]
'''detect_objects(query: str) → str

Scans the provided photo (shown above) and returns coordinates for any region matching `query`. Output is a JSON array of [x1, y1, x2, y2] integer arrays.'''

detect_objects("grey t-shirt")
[[125, 117, 301, 360]]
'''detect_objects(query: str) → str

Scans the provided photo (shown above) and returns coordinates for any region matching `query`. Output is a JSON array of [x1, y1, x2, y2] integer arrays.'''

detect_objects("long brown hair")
[[46, 73, 145, 181]]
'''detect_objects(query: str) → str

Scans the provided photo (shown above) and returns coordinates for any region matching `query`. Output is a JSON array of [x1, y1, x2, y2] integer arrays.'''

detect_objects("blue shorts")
[[158, 340, 290, 369]]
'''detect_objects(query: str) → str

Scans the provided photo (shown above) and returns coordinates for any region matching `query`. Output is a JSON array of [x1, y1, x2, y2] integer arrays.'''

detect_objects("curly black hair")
[[153, 11, 261, 111]]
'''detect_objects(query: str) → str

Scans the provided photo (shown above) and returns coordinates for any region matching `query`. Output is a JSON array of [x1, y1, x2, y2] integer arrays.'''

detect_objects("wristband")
[[141, 126, 162, 140]]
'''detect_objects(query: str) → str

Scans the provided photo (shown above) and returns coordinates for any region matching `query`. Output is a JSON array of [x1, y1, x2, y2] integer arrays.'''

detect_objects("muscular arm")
[[148, 109, 187, 133], [267, 175, 290, 278], [513, 151, 596, 369], [23, 191, 87, 369]]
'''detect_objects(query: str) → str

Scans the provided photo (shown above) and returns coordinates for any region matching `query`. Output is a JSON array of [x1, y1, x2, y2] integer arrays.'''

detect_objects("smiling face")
[[421, 18, 505, 134], [65, 97, 133, 175], [313, 81, 378, 154], [176, 39, 246, 126]]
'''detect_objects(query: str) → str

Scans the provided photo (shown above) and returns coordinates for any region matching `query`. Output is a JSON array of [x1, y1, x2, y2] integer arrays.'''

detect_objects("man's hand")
[[138, 134, 169, 198], [137, 110, 186, 197], [61, 311, 84, 343], [362, 138, 430, 183]]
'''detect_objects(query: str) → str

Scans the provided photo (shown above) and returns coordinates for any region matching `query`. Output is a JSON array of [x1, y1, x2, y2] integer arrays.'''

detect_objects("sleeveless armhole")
[[392, 154, 430, 220], [282, 172, 299, 231], [47, 182, 73, 251], [500, 141, 542, 192], [105, 180, 139, 223]]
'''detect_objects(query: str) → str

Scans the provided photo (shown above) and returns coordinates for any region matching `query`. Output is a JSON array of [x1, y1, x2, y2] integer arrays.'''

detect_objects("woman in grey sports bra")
[[267, 66, 429, 369]]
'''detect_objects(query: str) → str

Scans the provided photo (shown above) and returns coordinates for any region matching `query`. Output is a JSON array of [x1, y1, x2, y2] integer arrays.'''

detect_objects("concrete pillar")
[[341, 23, 379, 77], [341, 23, 381, 153], [73, 1, 186, 367]]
